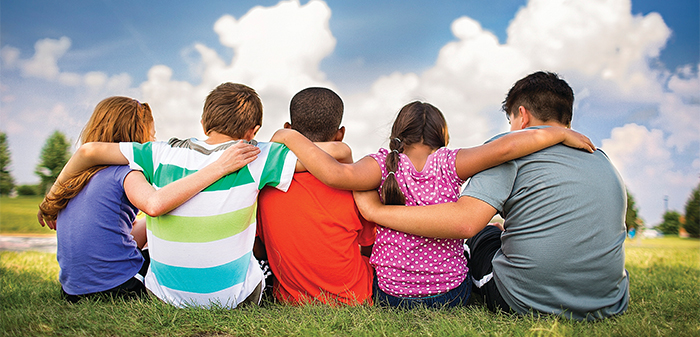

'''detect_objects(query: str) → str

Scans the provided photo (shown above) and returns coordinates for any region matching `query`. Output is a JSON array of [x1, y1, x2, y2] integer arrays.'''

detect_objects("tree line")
[[0, 130, 698, 238]]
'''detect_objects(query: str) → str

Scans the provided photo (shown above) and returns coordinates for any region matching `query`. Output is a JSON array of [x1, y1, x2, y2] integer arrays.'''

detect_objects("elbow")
[[140, 203, 168, 217], [78, 143, 98, 160], [451, 219, 483, 239]]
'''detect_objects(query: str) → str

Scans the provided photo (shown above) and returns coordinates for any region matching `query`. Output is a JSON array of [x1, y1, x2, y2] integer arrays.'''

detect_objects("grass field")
[[1, 196, 699, 335], [0, 196, 53, 235], [1, 237, 698, 336]]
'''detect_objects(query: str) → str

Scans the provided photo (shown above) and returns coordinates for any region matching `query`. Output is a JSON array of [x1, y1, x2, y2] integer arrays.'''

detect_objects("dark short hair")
[[202, 82, 263, 139], [289, 87, 344, 142], [502, 71, 574, 127]]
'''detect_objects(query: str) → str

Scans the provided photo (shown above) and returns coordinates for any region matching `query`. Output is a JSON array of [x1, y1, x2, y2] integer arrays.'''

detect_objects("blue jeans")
[[373, 273, 471, 309]]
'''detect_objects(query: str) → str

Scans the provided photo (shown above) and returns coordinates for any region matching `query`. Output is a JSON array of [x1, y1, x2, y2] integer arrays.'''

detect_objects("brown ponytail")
[[39, 97, 154, 221], [380, 101, 449, 206], [381, 137, 406, 205]]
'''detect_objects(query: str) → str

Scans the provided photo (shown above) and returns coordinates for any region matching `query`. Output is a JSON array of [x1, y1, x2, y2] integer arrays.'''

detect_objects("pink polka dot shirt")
[[368, 147, 468, 297]]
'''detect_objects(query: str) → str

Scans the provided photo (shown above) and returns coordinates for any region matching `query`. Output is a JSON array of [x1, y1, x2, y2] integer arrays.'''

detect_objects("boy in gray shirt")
[[353, 71, 629, 320]]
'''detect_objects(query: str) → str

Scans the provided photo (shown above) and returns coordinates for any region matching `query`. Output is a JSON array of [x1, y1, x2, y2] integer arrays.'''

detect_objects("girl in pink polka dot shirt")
[[270, 101, 594, 308]]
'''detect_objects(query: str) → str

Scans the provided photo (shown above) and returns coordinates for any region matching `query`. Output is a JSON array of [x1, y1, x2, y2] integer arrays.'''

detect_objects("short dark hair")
[[289, 87, 344, 142], [502, 71, 574, 127], [202, 82, 263, 139]]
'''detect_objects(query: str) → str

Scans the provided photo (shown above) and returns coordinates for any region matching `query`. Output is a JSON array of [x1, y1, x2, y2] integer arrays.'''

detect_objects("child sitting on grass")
[[256, 87, 375, 305], [38, 96, 259, 303]]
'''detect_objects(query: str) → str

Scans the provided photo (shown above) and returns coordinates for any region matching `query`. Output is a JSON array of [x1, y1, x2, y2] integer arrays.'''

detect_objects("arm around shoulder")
[[352, 190, 497, 239], [455, 127, 594, 180]]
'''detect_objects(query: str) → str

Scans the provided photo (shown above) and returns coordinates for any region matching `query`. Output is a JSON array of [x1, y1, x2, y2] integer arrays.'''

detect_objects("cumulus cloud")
[[508, 0, 670, 93], [141, 0, 338, 141], [21, 37, 71, 80], [602, 124, 698, 224], [653, 68, 700, 151]]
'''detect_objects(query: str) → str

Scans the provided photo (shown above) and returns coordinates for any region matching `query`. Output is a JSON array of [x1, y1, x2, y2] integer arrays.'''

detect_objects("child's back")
[[369, 146, 468, 299], [256, 88, 375, 305], [119, 83, 297, 308]]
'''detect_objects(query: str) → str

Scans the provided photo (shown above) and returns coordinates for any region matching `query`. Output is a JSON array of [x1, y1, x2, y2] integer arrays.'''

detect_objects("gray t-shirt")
[[461, 127, 630, 320]]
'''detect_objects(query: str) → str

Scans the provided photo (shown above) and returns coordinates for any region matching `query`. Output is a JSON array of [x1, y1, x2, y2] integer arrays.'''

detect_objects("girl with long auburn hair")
[[38, 96, 259, 302], [269, 100, 595, 308]]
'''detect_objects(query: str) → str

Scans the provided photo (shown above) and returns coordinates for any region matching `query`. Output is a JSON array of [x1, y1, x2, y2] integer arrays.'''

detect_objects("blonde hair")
[[39, 97, 154, 221]]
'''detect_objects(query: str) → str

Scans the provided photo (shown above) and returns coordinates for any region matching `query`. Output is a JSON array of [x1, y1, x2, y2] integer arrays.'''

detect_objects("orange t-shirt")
[[257, 172, 376, 305]]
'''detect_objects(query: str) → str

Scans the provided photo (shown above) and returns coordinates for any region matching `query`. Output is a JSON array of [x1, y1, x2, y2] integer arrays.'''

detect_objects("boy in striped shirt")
[[54, 83, 298, 308]]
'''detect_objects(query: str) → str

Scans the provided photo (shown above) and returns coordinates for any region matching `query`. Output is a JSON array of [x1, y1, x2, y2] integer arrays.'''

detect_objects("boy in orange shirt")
[[255, 87, 375, 305]]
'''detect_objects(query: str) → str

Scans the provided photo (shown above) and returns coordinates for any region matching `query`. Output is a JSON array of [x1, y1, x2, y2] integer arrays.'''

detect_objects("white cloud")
[[602, 124, 698, 224], [508, 0, 670, 94], [652, 69, 700, 152], [21, 37, 71, 80], [0, 46, 20, 69], [140, 0, 338, 142], [2, 36, 134, 93]]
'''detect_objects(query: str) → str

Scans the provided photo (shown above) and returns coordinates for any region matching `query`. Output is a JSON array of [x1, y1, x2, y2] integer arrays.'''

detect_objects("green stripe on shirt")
[[147, 203, 257, 243], [131, 142, 154, 182], [152, 164, 255, 191], [258, 143, 291, 189]]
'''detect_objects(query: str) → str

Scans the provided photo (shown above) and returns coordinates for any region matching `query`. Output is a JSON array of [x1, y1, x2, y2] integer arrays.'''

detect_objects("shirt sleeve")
[[460, 160, 517, 213], [119, 142, 155, 183], [256, 142, 297, 192], [441, 147, 465, 186]]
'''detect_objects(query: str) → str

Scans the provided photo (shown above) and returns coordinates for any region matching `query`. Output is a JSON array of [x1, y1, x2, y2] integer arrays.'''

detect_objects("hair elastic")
[[394, 137, 402, 143], [387, 171, 395, 177], [392, 149, 400, 154]]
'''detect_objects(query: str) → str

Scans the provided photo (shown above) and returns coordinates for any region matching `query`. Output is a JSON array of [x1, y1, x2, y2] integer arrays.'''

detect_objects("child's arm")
[[39, 142, 259, 225], [123, 142, 259, 217], [294, 141, 353, 172], [271, 128, 382, 190], [455, 127, 595, 180]]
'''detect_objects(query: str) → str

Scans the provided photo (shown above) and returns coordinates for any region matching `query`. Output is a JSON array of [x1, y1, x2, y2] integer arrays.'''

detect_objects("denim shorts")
[[373, 273, 471, 309]]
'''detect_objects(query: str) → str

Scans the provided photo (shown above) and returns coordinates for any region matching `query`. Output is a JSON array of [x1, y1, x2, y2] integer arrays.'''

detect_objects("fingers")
[[217, 142, 260, 174], [37, 210, 57, 230], [37, 211, 46, 227]]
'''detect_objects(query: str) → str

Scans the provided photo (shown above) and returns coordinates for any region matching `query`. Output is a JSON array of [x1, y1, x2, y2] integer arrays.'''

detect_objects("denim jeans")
[[373, 273, 471, 309]]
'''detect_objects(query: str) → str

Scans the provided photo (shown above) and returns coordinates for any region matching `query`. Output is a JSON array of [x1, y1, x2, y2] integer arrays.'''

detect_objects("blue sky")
[[1, 0, 698, 225]]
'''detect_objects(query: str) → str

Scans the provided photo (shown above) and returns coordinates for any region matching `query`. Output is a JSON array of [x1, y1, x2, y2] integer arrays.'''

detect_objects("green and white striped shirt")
[[119, 138, 296, 308]]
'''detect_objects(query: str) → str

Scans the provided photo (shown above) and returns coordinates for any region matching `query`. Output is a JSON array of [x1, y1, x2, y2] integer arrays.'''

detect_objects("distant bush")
[[16, 184, 39, 196], [656, 210, 682, 235]]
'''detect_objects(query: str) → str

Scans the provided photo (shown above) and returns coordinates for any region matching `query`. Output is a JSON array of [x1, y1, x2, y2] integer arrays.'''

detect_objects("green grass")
[[0, 196, 54, 235], [1, 238, 698, 336]]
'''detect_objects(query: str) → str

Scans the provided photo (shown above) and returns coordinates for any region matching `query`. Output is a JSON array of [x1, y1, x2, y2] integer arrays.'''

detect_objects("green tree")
[[684, 183, 700, 238], [35, 131, 71, 195], [656, 210, 681, 235], [0, 132, 15, 195], [625, 190, 641, 232]]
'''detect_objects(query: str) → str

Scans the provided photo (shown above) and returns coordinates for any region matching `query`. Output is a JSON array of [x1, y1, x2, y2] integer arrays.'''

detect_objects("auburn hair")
[[39, 97, 154, 221], [381, 101, 449, 205]]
